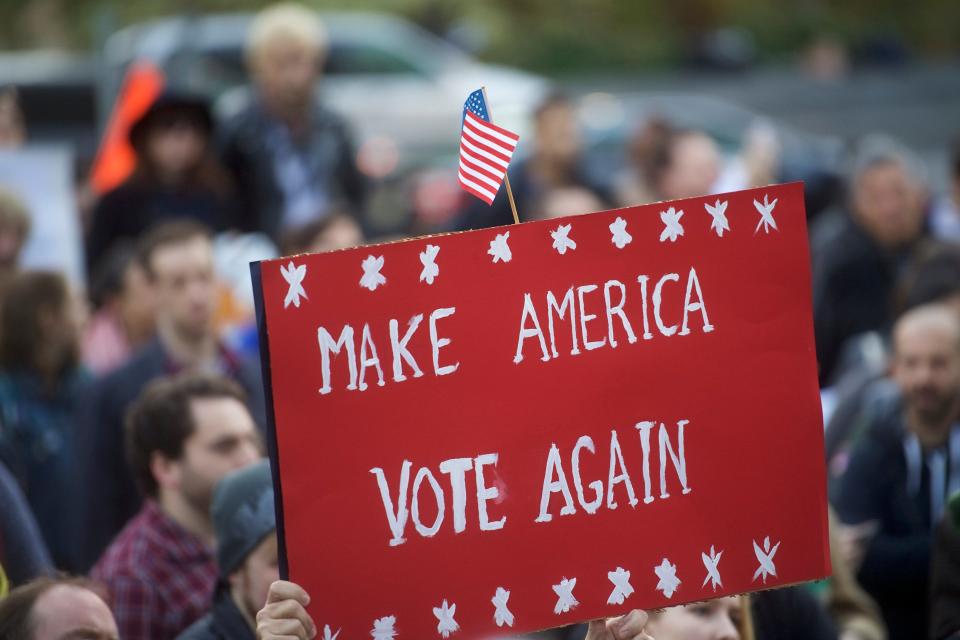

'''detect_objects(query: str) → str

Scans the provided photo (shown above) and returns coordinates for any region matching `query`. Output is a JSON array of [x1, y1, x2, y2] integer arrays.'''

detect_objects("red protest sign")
[[251, 181, 830, 638]]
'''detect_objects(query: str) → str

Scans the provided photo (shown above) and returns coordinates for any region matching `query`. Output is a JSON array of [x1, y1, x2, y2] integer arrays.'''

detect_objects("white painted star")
[[488, 231, 512, 263], [659, 207, 684, 242], [753, 194, 779, 234], [420, 244, 440, 285], [371, 616, 397, 640], [280, 261, 308, 309], [550, 223, 577, 255], [654, 558, 681, 598], [753, 536, 780, 583], [322, 625, 341, 640], [433, 599, 459, 638], [705, 200, 730, 237], [552, 577, 578, 614], [606, 566, 635, 605], [701, 545, 724, 591], [610, 216, 632, 249], [491, 587, 514, 627], [360, 255, 386, 291]]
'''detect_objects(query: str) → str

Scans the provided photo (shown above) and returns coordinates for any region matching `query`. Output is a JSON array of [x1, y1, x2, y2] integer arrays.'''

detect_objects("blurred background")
[[2, 0, 958, 240], [0, 3, 959, 638]]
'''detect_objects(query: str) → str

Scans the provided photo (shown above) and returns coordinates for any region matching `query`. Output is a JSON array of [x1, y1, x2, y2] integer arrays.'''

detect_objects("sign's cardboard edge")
[[250, 259, 290, 580], [256, 181, 810, 269]]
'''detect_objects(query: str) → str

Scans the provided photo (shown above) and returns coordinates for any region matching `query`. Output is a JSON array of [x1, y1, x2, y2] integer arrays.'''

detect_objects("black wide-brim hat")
[[128, 91, 214, 148]]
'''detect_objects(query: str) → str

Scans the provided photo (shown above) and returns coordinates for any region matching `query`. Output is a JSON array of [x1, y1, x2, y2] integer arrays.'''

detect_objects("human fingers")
[[265, 580, 311, 607], [256, 599, 317, 639], [611, 610, 650, 639]]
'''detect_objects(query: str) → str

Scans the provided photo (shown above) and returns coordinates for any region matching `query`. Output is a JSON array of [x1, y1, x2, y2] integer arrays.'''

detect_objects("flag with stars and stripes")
[[458, 89, 520, 205]]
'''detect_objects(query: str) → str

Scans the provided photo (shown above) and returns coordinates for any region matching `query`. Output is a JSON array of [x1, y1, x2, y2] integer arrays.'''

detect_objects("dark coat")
[[811, 213, 916, 385], [177, 583, 254, 640], [87, 178, 235, 274], [832, 413, 937, 640], [0, 461, 52, 585], [72, 338, 265, 572], [751, 586, 839, 640], [932, 495, 960, 640], [0, 370, 88, 570], [217, 90, 366, 240]]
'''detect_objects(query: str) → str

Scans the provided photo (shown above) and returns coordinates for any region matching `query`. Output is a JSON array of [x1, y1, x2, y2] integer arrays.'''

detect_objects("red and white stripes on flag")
[[458, 110, 520, 205]]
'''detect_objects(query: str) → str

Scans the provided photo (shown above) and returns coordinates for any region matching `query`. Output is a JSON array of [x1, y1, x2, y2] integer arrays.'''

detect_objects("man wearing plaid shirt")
[[92, 374, 262, 639]]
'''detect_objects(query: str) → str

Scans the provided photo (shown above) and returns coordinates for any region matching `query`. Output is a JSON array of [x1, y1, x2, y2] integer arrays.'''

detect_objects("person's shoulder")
[[96, 341, 165, 395], [845, 400, 906, 471], [0, 373, 21, 402], [214, 87, 261, 136], [813, 211, 874, 263], [215, 85, 254, 120], [94, 179, 155, 215], [95, 504, 166, 567], [175, 613, 217, 640]]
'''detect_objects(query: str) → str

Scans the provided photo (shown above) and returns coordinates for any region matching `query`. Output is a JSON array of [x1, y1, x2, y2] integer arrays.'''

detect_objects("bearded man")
[[92, 374, 262, 639], [834, 304, 960, 640]]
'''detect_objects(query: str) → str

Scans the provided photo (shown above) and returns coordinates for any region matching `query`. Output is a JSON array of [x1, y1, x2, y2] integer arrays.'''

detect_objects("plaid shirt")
[[92, 501, 217, 640]]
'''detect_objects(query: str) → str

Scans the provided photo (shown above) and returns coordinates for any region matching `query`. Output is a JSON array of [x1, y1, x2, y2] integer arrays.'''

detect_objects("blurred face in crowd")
[[0, 222, 26, 270], [148, 235, 217, 343], [852, 159, 925, 249], [252, 36, 322, 119], [118, 260, 156, 347], [645, 597, 743, 640], [892, 306, 960, 438], [535, 102, 581, 169], [537, 186, 606, 220], [145, 119, 207, 182], [231, 533, 280, 623], [309, 215, 363, 253], [169, 396, 261, 516], [30, 584, 119, 640], [659, 131, 721, 200]]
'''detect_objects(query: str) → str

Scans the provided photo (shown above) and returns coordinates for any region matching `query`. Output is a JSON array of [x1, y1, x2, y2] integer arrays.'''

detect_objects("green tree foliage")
[[0, 0, 956, 70]]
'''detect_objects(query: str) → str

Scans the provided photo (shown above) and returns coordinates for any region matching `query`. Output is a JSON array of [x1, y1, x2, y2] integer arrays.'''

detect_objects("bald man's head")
[[892, 304, 960, 435], [0, 577, 118, 640]]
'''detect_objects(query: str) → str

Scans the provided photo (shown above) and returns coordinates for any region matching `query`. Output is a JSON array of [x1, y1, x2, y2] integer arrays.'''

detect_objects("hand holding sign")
[[254, 581, 654, 640], [585, 610, 654, 640], [252, 182, 829, 637], [256, 581, 316, 640]]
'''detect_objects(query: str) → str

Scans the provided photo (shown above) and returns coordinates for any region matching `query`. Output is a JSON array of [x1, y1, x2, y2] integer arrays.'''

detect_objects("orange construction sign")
[[89, 62, 165, 195]]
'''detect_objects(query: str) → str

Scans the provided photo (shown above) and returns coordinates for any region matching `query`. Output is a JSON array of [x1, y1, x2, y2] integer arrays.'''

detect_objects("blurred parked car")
[[103, 11, 550, 173], [0, 51, 98, 159]]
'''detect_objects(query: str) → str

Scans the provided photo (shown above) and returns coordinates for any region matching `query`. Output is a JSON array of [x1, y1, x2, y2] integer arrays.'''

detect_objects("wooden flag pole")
[[480, 86, 521, 225], [503, 175, 520, 226]]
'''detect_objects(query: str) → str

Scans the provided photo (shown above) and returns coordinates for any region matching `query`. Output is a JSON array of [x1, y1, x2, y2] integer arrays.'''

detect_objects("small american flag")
[[458, 89, 520, 205]]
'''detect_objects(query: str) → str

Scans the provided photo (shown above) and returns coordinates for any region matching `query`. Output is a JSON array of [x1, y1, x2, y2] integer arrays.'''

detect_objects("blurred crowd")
[[0, 2, 959, 640]]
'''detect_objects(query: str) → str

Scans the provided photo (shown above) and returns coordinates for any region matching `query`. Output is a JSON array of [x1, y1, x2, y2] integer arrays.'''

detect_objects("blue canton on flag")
[[463, 89, 489, 122], [458, 88, 519, 205]]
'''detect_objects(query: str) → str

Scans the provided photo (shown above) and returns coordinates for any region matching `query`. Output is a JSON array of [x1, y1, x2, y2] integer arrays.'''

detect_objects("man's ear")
[[150, 451, 181, 494]]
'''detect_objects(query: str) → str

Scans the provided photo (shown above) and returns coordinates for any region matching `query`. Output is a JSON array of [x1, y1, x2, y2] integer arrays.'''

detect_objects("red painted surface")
[[254, 182, 830, 638]]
